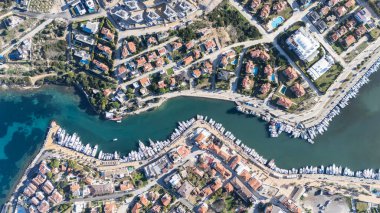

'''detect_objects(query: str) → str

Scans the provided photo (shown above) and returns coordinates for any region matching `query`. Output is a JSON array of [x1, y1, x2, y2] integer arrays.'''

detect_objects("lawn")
[[314, 63, 344, 93], [344, 42, 369, 62], [356, 201, 369, 213]]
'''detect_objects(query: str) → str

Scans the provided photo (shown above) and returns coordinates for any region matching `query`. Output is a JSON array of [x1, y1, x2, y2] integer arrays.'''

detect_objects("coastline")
[[8, 116, 380, 207], [1, 121, 57, 212]]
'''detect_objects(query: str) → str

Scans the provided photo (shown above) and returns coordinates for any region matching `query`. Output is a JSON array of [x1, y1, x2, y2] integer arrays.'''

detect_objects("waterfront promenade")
[[22, 120, 380, 205]]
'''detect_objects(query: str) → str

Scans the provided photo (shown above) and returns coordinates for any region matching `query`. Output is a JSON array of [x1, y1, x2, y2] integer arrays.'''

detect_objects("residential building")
[[306, 55, 335, 80], [286, 27, 320, 62]]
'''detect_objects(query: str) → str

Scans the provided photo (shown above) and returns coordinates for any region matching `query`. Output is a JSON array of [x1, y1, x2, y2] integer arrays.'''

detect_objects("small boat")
[[113, 138, 118, 141], [116, 120, 122, 123]]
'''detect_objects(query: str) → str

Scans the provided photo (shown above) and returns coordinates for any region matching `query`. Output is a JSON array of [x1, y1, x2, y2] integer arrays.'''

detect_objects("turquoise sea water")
[[2, 70, 380, 205]]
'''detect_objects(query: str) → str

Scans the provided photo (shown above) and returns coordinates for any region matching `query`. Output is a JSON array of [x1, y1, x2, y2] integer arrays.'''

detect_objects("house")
[[42, 180, 54, 194], [330, 32, 340, 42], [344, 0, 355, 8], [319, 6, 330, 16], [211, 178, 223, 191], [147, 11, 160, 21], [48, 190, 63, 204], [125, 0, 139, 10], [230, 177, 255, 203], [163, 5, 177, 21], [193, 49, 201, 59], [224, 182, 234, 193], [127, 42, 137, 54], [101, 28, 115, 41], [343, 35, 356, 47], [93, 60, 109, 72], [291, 83, 306, 97], [117, 65, 128, 78], [201, 187, 213, 197], [307, 55, 335, 80], [277, 97, 293, 109], [248, 177, 262, 191], [186, 40, 195, 50], [104, 201, 116, 213], [182, 55, 194, 66], [81, 21, 99, 34], [158, 80, 166, 89], [192, 69, 201, 78], [273, 1, 287, 12], [37, 200, 50, 213], [155, 57, 165, 67], [264, 64, 273, 76], [335, 6, 347, 18], [250, 0, 261, 10], [122, 46, 129, 58], [148, 52, 158, 62], [136, 57, 147, 67], [139, 77, 151, 87], [328, 0, 341, 7], [345, 19, 357, 30], [260, 83, 271, 95], [242, 76, 252, 90], [158, 47, 167, 56], [131, 14, 143, 23], [131, 202, 142, 213], [97, 44, 112, 56], [250, 49, 270, 61], [140, 195, 149, 207], [198, 203, 209, 213], [338, 26, 348, 36], [286, 27, 320, 62], [75, 33, 95, 45], [355, 25, 367, 37], [203, 39, 217, 52], [279, 195, 302, 213], [355, 8, 371, 23], [171, 41, 183, 50], [308, 11, 320, 23], [161, 193, 171, 206], [245, 60, 256, 75], [260, 4, 271, 19], [147, 36, 158, 46], [151, 205, 161, 213], [143, 63, 153, 72], [70, 183, 81, 196], [284, 67, 298, 80]]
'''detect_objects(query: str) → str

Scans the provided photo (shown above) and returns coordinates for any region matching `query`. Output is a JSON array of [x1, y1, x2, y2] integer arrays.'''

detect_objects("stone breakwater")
[[238, 57, 380, 144]]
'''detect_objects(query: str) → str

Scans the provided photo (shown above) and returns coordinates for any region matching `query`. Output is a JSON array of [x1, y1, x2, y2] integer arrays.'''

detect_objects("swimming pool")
[[231, 58, 238, 65], [252, 66, 259, 75], [280, 85, 287, 94], [271, 16, 285, 29], [270, 73, 276, 82]]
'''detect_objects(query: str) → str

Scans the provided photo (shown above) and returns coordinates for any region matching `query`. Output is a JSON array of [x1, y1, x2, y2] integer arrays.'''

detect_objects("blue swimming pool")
[[231, 58, 238, 65], [270, 73, 276, 82], [252, 67, 259, 75], [271, 16, 285, 29], [280, 85, 287, 94]]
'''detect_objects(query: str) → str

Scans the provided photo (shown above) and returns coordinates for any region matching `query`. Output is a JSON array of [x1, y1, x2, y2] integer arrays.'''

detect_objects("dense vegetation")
[[207, 0, 261, 42]]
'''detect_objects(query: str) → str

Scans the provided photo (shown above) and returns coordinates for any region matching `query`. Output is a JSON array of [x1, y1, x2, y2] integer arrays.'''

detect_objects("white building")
[[146, 11, 160, 21], [75, 33, 95, 45], [355, 8, 371, 23], [81, 21, 99, 34], [4, 16, 24, 28], [114, 10, 129, 21], [130, 14, 144, 23], [307, 55, 335, 80], [286, 27, 320, 62], [124, 0, 139, 10], [163, 5, 177, 21]]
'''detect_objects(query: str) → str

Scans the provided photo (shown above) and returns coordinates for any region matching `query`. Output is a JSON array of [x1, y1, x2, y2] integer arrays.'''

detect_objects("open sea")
[[1, 70, 380, 205]]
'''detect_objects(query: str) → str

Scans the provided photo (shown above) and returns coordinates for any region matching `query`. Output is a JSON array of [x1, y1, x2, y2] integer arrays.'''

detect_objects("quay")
[[9, 117, 380, 206]]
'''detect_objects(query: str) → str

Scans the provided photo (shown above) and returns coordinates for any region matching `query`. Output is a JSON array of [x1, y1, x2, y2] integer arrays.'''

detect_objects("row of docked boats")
[[236, 57, 380, 144], [54, 128, 98, 158], [198, 114, 380, 181]]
